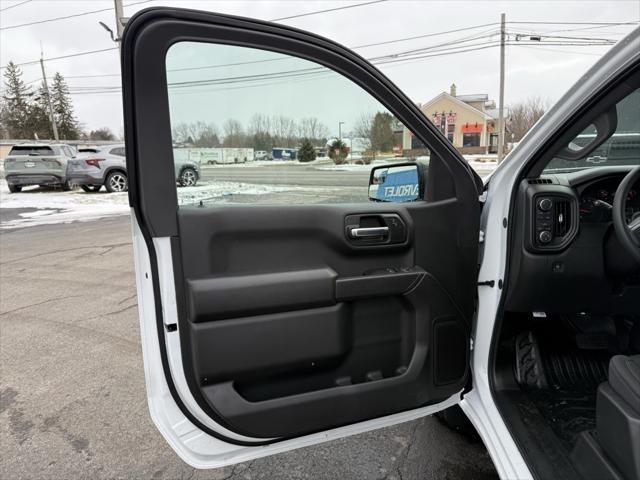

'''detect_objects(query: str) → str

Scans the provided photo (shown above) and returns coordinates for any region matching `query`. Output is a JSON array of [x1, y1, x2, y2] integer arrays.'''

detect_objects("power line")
[[0, 0, 153, 31], [1, 47, 118, 68], [510, 44, 603, 56], [535, 23, 639, 35], [271, 0, 387, 21], [0, 0, 32, 13], [508, 21, 639, 26], [0, 0, 382, 30], [352, 22, 499, 49], [13, 35, 615, 95], [1, 21, 503, 72], [367, 31, 499, 61], [4, 36, 614, 98], [54, 41, 505, 95]]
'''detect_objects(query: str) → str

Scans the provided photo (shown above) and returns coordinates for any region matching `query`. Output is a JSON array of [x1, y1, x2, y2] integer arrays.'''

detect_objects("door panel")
[[174, 200, 470, 439], [123, 7, 480, 460]]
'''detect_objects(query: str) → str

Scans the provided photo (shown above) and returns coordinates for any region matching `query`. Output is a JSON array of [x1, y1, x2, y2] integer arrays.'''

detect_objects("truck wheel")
[[179, 168, 197, 187], [8, 184, 21, 193], [435, 405, 478, 438], [81, 185, 102, 193]]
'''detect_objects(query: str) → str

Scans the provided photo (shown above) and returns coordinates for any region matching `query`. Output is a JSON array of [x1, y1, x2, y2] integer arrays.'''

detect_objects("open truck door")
[[122, 7, 480, 468]]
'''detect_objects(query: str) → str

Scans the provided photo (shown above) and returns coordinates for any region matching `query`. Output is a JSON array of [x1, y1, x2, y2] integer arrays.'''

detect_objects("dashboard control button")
[[538, 198, 553, 211], [538, 230, 552, 244]]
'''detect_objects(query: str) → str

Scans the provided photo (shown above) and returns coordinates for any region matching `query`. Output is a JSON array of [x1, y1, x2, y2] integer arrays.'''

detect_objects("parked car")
[[254, 150, 270, 160], [122, 8, 640, 479], [3, 143, 76, 192], [66, 144, 200, 193], [68, 144, 128, 192]]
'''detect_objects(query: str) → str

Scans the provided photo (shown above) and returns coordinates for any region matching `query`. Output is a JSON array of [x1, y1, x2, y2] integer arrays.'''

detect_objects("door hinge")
[[479, 230, 485, 243]]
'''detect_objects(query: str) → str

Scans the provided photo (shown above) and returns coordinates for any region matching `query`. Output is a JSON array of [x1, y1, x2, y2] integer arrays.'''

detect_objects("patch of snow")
[[314, 159, 397, 171], [176, 181, 300, 204], [0, 179, 329, 229], [0, 181, 130, 229], [202, 160, 300, 168], [464, 154, 498, 164]]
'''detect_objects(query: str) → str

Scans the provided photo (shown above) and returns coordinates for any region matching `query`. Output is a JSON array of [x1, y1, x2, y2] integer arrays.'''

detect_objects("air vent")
[[553, 200, 571, 237], [528, 178, 553, 185]]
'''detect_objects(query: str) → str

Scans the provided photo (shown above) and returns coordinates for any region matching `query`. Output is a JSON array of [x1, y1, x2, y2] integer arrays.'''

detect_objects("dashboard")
[[505, 165, 640, 314], [578, 175, 640, 223]]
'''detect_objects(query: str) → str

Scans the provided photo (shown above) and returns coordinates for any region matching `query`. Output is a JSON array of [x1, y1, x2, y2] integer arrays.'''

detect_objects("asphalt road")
[[0, 216, 498, 480], [199, 163, 496, 187], [201, 164, 372, 187]]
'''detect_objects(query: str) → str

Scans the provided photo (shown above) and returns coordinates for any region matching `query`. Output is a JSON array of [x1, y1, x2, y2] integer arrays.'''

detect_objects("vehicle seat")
[[571, 355, 640, 480], [608, 355, 640, 409]]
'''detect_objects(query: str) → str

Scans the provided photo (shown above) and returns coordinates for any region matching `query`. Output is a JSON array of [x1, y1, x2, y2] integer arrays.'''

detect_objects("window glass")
[[165, 42, 428, 206], [544, 88, 640, 172], [9, 146, 54, 156], [462, 133, 480, 148], [110, 147, 125, 157]]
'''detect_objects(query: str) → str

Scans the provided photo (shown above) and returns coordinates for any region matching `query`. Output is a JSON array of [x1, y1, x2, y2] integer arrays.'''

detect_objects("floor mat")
[[514, 329, 614, 449], [526, 387, 597, 448]]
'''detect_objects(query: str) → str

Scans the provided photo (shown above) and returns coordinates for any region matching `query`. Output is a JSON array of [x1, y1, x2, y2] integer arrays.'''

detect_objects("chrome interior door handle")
[[349, 227, 390, 238]]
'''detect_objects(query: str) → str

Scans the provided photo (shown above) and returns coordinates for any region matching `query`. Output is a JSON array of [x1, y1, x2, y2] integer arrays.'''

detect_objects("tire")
[[7, 184, 21, 193], [61, 179, 74, 191], [105, 171, 128, 193], [179, 167, 197, 187], [81, 185, 102, 193], [435, 405, 479, 439]]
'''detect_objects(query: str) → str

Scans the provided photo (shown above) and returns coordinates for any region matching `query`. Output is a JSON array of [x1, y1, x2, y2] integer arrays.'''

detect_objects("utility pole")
[[39, 47, 59, 141], [339, 121, 344, 141], [114, 0, 125, 48], [497, 12, 506, 163]]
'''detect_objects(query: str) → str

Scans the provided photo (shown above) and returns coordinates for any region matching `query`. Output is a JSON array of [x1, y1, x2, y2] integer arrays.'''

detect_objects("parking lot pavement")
[[0, 216, 498, 480]]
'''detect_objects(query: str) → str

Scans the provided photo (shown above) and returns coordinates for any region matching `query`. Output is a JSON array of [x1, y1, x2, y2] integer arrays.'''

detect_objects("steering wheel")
[[612, 165, 640, 265]]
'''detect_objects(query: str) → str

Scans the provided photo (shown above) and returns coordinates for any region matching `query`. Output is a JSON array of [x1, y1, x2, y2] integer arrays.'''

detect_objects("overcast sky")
[[1, 0, 638, 137]]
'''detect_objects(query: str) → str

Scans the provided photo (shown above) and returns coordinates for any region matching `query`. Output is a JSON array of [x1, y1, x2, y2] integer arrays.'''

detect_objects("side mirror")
[[555, 107, 618, 161], [369, 163, 421, 202]]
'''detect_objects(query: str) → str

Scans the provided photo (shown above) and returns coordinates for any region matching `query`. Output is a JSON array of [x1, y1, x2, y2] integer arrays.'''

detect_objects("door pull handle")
[[349, 227, 389, 238]]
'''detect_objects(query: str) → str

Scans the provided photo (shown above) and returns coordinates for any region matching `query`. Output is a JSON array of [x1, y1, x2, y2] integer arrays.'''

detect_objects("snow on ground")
[[0, 182, 130, 229], [175, 181, 302, 205], [0, 180, 320, 229], [201, 160, 301, 168]]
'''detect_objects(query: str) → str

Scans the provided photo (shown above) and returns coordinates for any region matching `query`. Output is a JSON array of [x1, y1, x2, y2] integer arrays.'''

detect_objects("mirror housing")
[[368, 163, 422, 202], [555, 107, 618, 161]]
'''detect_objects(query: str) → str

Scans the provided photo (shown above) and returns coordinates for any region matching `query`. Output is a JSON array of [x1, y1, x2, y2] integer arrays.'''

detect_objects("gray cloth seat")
[[608, 354, 640, 409], [570, 355, 640, 480]]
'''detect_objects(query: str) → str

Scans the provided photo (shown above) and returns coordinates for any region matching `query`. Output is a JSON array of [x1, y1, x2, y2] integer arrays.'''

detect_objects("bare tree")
[[353, 112, 374, 151], [222, 118, 245, 147], [298, 117, 329, 145], [248, 114, 272, 151], [507, 96, 547, 142], [172, 122, 192, 144], [193, 121, 220, 147], [271, 115, 297, 148]]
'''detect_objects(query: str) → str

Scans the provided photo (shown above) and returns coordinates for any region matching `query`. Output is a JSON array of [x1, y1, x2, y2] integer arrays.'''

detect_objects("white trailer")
[[172, 147, 255, 165]]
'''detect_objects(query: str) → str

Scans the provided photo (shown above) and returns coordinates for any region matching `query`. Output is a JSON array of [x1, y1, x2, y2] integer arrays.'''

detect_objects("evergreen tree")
[[51, 72, 80, 139], [1, 61, 34, 138], [31, 81, 54, 139], [298, 138, 316, 163], [370, 112, 395, 152]]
